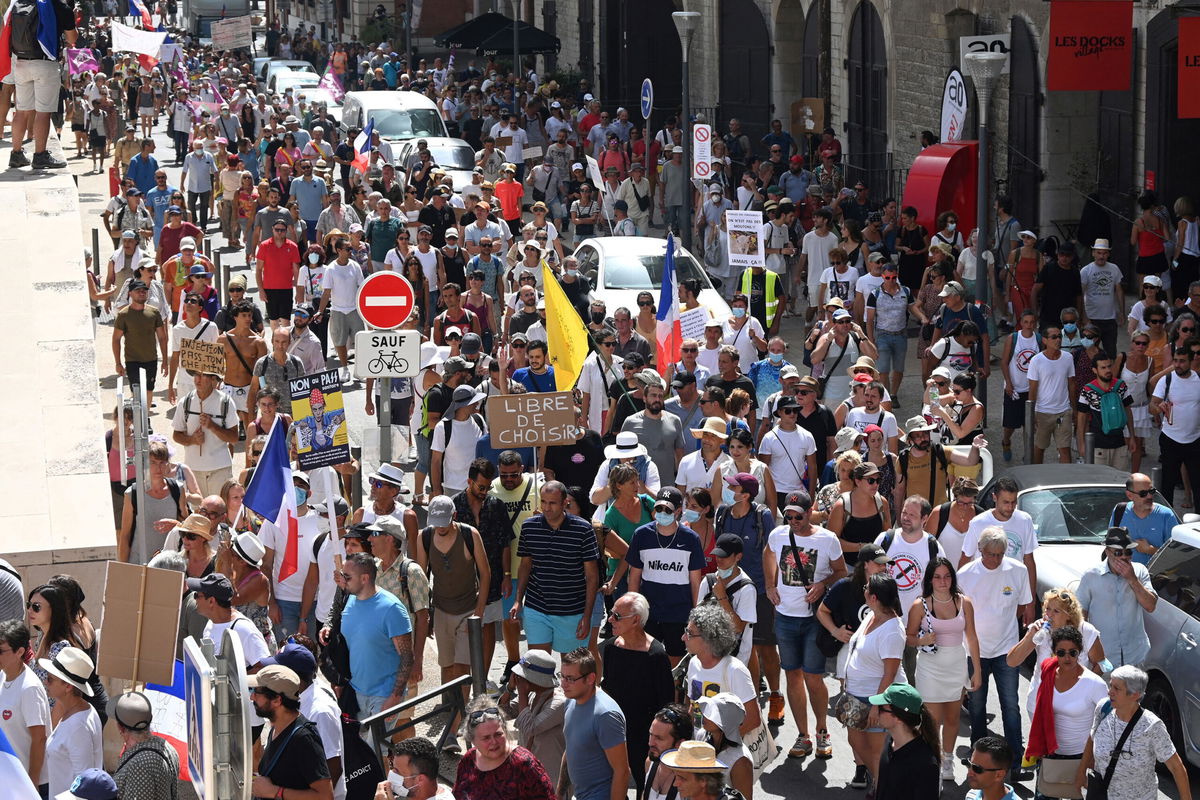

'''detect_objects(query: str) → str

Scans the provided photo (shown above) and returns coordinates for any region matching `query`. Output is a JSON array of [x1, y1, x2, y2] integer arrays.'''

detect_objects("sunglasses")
[[512, 341, 527, 348], [230, 287, 245, 293], [829, 260, 844, 265], [1147, 319, 1165, 325], [883, 275, 897, 281], [468, 708, 504, 722], [181, 531, 202, 541], [681, 347, 698, 353], [185, 299, 201, 305], [1045, 334, 1063, 340], [609, 610, 634, 621], [638, 301, 654, 307], [26, 601, 42, 612], [1107, 547, 1134, 557], [1129, 488, 1154, 498], [1055, 648, 1080, 658], [1132, 340, 1149, 347], [272, 227, 287, 232], [862, 476, 880, 485], [967, 761, 1006, 774], [784, 513, 805, 521], [798, 389, 815, 395]]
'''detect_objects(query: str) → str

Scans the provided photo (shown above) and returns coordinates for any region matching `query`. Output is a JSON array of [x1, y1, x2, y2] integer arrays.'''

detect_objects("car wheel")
[[1144, 677, 1184, 755]]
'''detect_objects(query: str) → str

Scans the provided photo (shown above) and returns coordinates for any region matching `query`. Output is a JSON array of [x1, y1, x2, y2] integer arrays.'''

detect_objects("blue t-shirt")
[[747, 358, 788, 407], [475, 434, 535, 468], [563, 689, 627, 800], [625, 523, 707, 623], [714, 503, 773, 588], [341, 589, 412, 697], [145, 185, 177, 243], [289, 177, 329, 220], [1109, 502, 1176, 565], [512, 366, 557, 393]]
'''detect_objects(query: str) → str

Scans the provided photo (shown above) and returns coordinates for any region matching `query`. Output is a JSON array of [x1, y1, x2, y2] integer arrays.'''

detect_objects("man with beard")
[[621, 378, 686, 486], [248, 665, 334, 800], [288, 304, 325, 375], [894, 415, 984, 509], [643, 704, 694, 799]]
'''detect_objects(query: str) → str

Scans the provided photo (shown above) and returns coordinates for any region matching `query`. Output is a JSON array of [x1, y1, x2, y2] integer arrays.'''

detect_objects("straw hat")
[[660, 741, 728, 773], [690, 416, 728, 439]]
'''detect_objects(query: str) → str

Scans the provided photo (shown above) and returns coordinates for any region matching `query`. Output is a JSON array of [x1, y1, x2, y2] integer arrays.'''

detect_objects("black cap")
[[344, 521, 382, 540], [655, 486, 684, 512], [186, 573, 234, 602], [125, 187, 142, 196], [713, 533, 744, 558], [774, 397, 802, 416], [1104, 527, 1133, 549], [670, 372, 697, 389], [129, 280, 150, 291], [624, 352, 646, 368]]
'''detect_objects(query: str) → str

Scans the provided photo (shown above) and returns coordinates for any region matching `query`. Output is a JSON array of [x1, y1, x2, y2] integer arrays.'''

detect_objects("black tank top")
[[840, 491, 884, 567]]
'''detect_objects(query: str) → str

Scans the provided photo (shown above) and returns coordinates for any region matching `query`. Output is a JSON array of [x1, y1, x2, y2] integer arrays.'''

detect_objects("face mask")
[[308, 253, 320, 264], [710, 194, 721, 203], [655, 512, 675, 527], [721, 486, 736, 505], [193, 144, 203, 151], [387, 772, 410, 798], [731, 307, 746, 318], [682, 508, 701, 524], [717, 565, 735, 579], [1081, 337, 1095, 348], [947, 222, 957, 232], [1063, 323, 1078, 334], [590, 311, 606, 324], [294, 487, 308, 506], [768, 351, 784, 363], [565, 269, 578, 278]]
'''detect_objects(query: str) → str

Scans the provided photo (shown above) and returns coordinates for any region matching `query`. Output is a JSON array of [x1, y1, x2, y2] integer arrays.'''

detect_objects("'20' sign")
[[959, 34, 1011, 74]]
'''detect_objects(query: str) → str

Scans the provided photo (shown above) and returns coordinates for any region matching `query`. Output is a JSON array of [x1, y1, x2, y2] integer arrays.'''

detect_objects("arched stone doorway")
[[1007, 16, 1041, 231], [719, 0, 772, 147], [845, 0, 887, 193]]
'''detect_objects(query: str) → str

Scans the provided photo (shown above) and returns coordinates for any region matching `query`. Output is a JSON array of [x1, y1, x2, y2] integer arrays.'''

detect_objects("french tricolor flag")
[[0, 727, 39, 799], [243, 417, 300, 581], [144, 660, 189, 780], [0, 0, 62, 82], [352, 118, 374, 174], [128, 0, 153, 28], [656, 232, 682, 376]]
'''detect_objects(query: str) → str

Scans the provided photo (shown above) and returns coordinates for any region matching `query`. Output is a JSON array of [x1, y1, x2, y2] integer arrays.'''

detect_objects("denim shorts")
[[523, 606, 587, 653], [775, 612, 827, 674], [415, 431, 432, 474], [874, 331, 908, 374]]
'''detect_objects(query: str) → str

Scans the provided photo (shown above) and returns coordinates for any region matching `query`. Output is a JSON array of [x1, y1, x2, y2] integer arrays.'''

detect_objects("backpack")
[[438, 413, 485, 448], [182, 391, 236, 430], [10, 0, 44, 61], [878, 530, 939, 565], [129, 477, 183, 515], [900, 445, 949, 502], [1088, 379, 1127, 434], [714, 502, 765, 547]]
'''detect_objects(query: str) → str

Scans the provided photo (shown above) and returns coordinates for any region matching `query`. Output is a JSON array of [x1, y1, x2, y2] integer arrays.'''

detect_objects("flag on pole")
[[144, 660, 190, 780], [655, 233, 682, 376], [542, 260, 590, 390], [318, 68, 345, 103], [351, 118, 374, 174], [208, 76, 225, 104], [0, 727, 40, 800], [66, 47, 101, 75], [243, 417, 300, 581], [0, 0, 63, 82], [128, 0, 153, 28]]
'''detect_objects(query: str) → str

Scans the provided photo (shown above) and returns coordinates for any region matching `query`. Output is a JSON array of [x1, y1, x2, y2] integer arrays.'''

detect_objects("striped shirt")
[[517, 513, 599, 615]]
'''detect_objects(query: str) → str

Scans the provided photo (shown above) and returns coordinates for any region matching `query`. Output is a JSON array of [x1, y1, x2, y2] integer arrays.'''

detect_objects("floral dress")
[[916, 282, 944, 353]]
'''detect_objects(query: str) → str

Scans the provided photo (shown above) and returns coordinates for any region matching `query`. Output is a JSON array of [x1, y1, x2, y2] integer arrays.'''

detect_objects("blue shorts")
[[416, 431, 432, 474], [523, 606, 587, 653], [775, 612, 826, 674], [874, 331, 908, 374], [502, 577, 522, 618]]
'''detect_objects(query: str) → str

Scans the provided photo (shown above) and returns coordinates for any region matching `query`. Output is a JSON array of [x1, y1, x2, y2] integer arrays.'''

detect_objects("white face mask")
[[387, 771, 410, 797], [947, 222, 957, 232]]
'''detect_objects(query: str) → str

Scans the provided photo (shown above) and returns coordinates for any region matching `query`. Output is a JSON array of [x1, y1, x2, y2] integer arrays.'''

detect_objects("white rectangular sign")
[[959, 34, 1011, 74], [692, 123, 712, 181], [725, 209, 765, 269], [353, 329, 422, 379], [211, 16, 253, 51]]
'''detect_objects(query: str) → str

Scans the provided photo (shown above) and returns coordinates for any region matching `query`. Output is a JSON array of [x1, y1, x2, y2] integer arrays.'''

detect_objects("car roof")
[[981, 464, 1130, 494], [575, 236, 685, 257], [1170, 520, 1200, 548], [343, 90, 440, 111], [412, 137, 472, 148]]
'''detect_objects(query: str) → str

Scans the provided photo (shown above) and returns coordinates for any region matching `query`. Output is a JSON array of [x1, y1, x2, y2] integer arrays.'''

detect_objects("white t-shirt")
[[676, 450, 731, 494], [313, 531, 346, 623], [321, 261, 366, 313], [1153, 369, 1200, 444], [170, 318, 219, 400], [412, 247, 440, 288], [722, 318, 766, 370], [956, 557, 1032, 657], [767, 525, 842, 617], [0, 667, 51, 784], [1051, 670, 1109, 754], [845, 406, 899, 442], [874, 529, 946, 610], [302, 683, 348, 800], [1128, 300, 1171, 330], [758, 427, 816, 492], [696, 572, 758, 665], [46, 706, 103, 798], [296, 263, 328, 304], [259, 512, 321, 602], [686, 654, 756, 708], [205, 612, 273, 667], [962, 509, 1038, 562], [845, 615, 908, 696], [431, 415, 488, 492], [819, 265, 861, 304], [577, 353, 625, 434], [697, 344, 722, 376], [855, 273, 884, 305], [802, 230, 839, 294], [170, 388, 238, 471], [929, 336, 975, 379], [1027, 351, 1076, 414], [1008, 331, 1041, 394]]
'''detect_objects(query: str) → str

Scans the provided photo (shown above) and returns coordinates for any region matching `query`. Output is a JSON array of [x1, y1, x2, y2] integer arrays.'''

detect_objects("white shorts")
[[222, 382, 250, 413], [12, 58, 60, 113]]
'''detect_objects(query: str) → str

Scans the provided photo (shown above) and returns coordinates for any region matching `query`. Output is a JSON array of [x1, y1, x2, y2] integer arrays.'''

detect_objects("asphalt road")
[[72, 119, 1190, 800]]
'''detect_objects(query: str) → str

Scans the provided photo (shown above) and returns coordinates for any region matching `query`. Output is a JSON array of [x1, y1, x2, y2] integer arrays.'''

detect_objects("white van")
[[338, 91, 449, 151]]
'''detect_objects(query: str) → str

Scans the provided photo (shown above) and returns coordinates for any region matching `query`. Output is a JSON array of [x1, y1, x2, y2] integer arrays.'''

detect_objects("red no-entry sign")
[[356, 271, 416, 330]]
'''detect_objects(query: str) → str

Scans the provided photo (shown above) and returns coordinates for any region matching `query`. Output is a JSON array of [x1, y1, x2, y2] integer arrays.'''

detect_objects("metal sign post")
[[354, 327, 420, 467], [130, 367, 151, 565], [215, 629, 252, 800]]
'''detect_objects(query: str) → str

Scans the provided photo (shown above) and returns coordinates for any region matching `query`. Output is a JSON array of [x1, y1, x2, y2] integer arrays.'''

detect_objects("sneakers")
[[8, 149, 29, 168], [31, 151, 66, 170], [788, 733, 813, 758], [849, 764, 869, 789], [767, 692, 786, 723], [941, 752, 955, 781], [815, 728, 833, 759]]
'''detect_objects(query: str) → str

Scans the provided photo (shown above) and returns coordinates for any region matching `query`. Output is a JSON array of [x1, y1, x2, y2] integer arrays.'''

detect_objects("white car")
[[394, 138, 476, 194], [260, 59, 317, 85], [572, 236, 731, 321], [338, 90, 448, 145], [271, 71, 320, 94]]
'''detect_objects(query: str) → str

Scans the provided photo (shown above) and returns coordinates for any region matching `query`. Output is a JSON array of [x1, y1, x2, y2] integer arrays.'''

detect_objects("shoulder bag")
[[1085, 706, 1143, 800]]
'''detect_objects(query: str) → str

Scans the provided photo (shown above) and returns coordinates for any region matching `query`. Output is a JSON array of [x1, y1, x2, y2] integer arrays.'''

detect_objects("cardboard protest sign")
[[97, 560, 184, 685], [179, 339, 226, 378], [487, 391, 576, 448], [290, 369, 350, 469]]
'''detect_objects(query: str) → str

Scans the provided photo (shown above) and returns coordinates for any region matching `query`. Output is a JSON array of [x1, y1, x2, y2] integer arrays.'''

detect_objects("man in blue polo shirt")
[[1109, 472, 1178, 565], [125, 139, 160, 194], [289, 158, 329, 244], [144, 169, 177, 246]]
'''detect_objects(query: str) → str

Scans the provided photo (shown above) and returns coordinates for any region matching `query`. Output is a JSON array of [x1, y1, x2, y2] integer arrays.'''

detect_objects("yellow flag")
[[542, 261, 590, 391]]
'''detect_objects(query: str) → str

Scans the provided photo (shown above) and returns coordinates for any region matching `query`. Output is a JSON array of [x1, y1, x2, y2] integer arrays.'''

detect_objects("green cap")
[[868, 683, 923, 716]]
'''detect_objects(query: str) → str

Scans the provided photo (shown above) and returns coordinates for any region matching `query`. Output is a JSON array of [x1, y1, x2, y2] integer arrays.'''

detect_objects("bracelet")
[[276, 788, 284, 800]]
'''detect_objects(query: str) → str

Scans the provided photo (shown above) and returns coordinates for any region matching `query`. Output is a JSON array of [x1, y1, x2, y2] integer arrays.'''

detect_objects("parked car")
[[270, 71, 320, 94], [394, 138, 476, 194], [338, 91, 448, 147], [573, 236, 731, 322], [259, 59, 317, 85]]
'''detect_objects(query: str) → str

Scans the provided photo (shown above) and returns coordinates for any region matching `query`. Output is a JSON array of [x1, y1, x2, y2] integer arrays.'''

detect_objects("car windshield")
[[1021, 486, 1155, 543], [297, 89, 340, 109], [371, 109, 444, 139], [1148, 541, 1200, 616], [603, 250, 712, 290], [427, 145, 475, 170]]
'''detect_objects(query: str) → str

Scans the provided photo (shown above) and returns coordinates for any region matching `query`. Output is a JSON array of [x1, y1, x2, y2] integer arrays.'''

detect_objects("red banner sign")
[[1047, 1, 1134, 91], [1180, 18, 1200, 118]]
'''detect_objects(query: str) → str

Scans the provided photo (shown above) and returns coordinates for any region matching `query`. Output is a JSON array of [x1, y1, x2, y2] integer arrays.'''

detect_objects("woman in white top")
[[41, 646, 104, 799], [1174, 196, 1200, 305], [1126, 275, 1172, 334], [697, 693, 754, 797], [844, 574, 907, 786], [923, 477, 982, 568], [1007, 587, 1106, 713], [721, 294, 767, 369], [1116, 329, 1155, 473], [955, 228, 993, 301], [684, 604, 761, 738], [114, 260, 170, 321]]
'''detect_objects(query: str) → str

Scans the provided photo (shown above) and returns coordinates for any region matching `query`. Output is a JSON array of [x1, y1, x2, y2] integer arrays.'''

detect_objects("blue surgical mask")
[[294, 487, 308, 506], [768, 351, 784, 363], [1080, 337, 1095, 348], [1063, 323, 1077, 334], [731, 307, 746, 318], [655, 511, 676, 527], [721, 486, 736, 505], [717, 566, 735, 579], [682, 508, 701, 524], [308, 252, 320, 264]]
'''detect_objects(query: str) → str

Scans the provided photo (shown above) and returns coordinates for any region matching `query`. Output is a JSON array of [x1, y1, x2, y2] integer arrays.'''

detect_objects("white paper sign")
[[725, 209, 765, 269], [678, 305, 710, 341]]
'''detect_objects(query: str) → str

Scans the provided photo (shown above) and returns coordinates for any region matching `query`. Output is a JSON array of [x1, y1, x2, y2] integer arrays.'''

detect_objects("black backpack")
[[10, 0, 44, 61]]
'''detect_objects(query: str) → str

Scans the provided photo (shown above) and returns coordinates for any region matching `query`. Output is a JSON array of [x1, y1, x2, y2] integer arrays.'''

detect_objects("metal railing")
[[842, 152, 909, 203]]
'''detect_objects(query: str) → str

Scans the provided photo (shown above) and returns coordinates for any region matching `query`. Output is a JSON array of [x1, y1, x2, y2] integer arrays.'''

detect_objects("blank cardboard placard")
[[97, 560, 184, 685]]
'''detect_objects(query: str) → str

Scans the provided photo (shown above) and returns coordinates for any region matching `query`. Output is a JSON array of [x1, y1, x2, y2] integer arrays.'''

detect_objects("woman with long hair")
[[932, 372, 985, 449], [1173, 196, 1200, 303], [27, 584, 108, 723], [862, 424, 901, 511], [1131, 192, 1170, 298], [221, 530, 273, 644], [905, 557, 982, 780], [828, 462, 892, 566], [1007, 587, 1105, 687], [842, 219, 870, 271], [869, 683, 942, 797], [602, 463, 654, 595], [1006, 230, 1041, 319], [813, 450, 862, 525], [685, 488, 718, 573], [1115, 329, 1155, 473], [711, 428, 775, 515], [1127, 275, 1171, 334]]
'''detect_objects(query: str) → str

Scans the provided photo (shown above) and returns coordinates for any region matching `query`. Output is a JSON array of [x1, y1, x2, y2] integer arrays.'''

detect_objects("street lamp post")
[[672, 11, 699, 251], [962, 51, 1005, 408]]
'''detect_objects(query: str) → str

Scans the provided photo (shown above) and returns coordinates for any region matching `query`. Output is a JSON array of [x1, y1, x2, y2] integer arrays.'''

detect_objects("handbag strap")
[[1102, 707, 1144, 786]]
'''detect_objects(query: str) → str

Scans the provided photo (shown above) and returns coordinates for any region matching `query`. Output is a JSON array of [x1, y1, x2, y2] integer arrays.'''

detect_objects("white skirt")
[[915, 643, 969, 703]]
